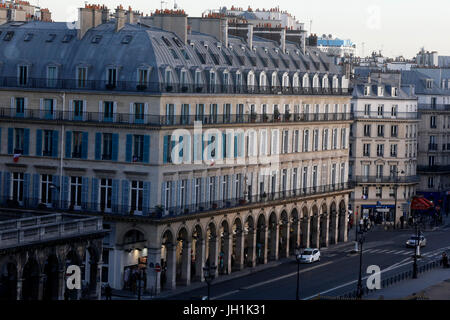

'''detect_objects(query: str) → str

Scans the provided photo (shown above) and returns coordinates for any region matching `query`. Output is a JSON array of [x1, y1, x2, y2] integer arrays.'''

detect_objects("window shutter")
[[91, 178, 99, 211], [81, 177, 89, 209], [33, 174, 40, 206], [176, 180, 181, 209], [68, 100, 73, 120], [143, 181, 150, 215], [144, 103, 149, 124], [112, 133, 119, 161], [81, 132, 89, 159], [98, 101, 103, 122], [51, 175, 59, 207], [62, 176, 69, 209], [52, 130, 59, 158], [143, 135, 150, 163], [161, 182, 166, 212], [126, 134, 132, 162], [7, 128, 13, 154], [10, 97, 14, 116], [65, 131, 72, 158], [95, 132, 102, 160], [163, 135, 169, 163], [113, 102, 117, 122], [129, 103, 134, 123], [3, 172, 10, 200], [122, 180, 129, 213], [24, 98, 28, 113], [83, 100, 87, 121], [23, 173, 30, 204], [36, 129, 42, 156], [23, 128, 30, 155], [39, 99, 44, 119], [53, 99, 57, 120], [112, 180, 119, 213]]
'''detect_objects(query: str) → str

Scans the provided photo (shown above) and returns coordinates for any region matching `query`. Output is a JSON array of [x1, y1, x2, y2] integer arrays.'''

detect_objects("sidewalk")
[[364, 268, 450, 300]]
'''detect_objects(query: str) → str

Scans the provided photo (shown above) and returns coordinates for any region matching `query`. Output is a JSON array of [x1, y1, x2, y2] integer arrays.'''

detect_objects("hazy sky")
[[39, 0, 450, 58]]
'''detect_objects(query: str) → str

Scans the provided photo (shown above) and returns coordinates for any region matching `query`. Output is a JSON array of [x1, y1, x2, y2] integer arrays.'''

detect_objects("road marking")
[[384, 250, 397, 254], [211, 261, 333, 300]]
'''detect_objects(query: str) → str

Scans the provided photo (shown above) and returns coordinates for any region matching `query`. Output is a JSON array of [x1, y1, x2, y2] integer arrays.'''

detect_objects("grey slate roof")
[[0, 19, 343, 87], [401, 69, 450, 95]]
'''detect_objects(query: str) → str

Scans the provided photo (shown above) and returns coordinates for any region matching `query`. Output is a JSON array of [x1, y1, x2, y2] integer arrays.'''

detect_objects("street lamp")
[[356, 229, 365, 299], [391, 169, 405, 229], [295, 245, 301, 300], [203, 264, 217, 300], [412, 211, 421, 279]]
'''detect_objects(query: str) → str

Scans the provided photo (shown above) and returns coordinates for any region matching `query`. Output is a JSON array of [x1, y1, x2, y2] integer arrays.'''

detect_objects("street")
[[167, 223, 450, 300]]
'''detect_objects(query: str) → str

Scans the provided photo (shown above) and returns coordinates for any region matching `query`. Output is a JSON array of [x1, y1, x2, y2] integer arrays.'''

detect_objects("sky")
[[38, 0, 450, 59]]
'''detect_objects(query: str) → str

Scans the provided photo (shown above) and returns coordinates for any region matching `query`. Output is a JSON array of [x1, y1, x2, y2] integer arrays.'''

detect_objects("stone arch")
[[310, 204, 320, 248], [190, 224, 204, 282], [205, 221, 218, 277], [338, 199, 348, 243], [231, 217, 243, 271], [267, 212, 278, 261], [0, 261, 18, 300], [278, 210, 289, 258], [289, 208, 300, 255], [42, 253, 61, 300], [300, 205, 310, 248], [123, 229, 146, 245], [160, 228, 175, 291], [256, 213, 267, 265], [21, 257, 41, 300], [218, 219, 231, 275], [243, 214, 255, 267], [320, 201, 329, 247], [329, 201, 338, 245], [175, 226, 190, 285]]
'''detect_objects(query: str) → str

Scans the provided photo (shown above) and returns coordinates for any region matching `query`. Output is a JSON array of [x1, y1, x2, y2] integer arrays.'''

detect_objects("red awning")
[[411, 197, 434, 211]]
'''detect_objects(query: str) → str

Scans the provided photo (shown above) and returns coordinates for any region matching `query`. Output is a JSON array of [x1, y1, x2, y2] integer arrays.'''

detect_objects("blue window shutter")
[[223, 133, 226, 159], [161, 182, 166, 210], [65, 131, 72, 158], [51, 175, 59, 207], [36, 129, 43, 156], [163, 135, 168, 163], [143, 181, 150, 215], [81, 132, 89, 159], [95, 132, 102, 160], [91, 178, 99, 211], [81, 177, 89, 209], [126, 134, 132, 162], [201, 178, 206, 204], [32, 174, 40, 206], [62, 176, 69, 209], [3, 172, 11, 200], [23, 129, 30, 156], [7, 128, 13, 155], [202, 135, 205, 160], [179, 136, 183, 159], [122, 180, 129, 214], [52, 130, 59, 158], [23, 173, 30, 205], [143, 135, 150, 163], [234, 135, 238, 158], [176, 180, 181, 208], [112, 179, 119, 212], [193, 134, 198, 161], [112, 133, 119, 161]]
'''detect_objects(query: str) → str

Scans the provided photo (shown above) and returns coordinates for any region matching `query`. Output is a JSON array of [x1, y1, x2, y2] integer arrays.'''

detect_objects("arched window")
[[313, 74, 320, 88], [223, 70, 230, 92], [271, 72, 278, 87], [123, 229, 146, 245], [322, 75, 329, 89], [260, 72, 267, 89], [282, 73, 290, 88], [165, 67, 174, 91], [293, 73, 299, 88], [210, 70, 216, 93], [180, 69, 188, 89], [302, 74, 310, 89], [332, 75, 339, 90], [248, 71, 255, 87], [235, 71, 242, 92]]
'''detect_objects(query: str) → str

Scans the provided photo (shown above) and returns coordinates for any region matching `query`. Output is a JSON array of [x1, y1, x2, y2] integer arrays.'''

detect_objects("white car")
[[406, 235, 427, 247], [297, 248, 321, 263]]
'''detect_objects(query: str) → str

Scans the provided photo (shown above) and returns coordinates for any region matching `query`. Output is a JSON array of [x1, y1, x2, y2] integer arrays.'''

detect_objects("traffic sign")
[[155, 264, 161, 272]]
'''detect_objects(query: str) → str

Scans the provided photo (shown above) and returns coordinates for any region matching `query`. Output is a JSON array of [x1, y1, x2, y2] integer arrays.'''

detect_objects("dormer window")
[[426, 79, 433, 89], [106, 68, 117, 88], [18, 65, 29, 86], [392, 87, 398, 97], [272, 73, 278, 88], [137, 68, 149, 89], [312, 74, 319, 88], [303, 74, 310, 88], [378, 86, 384, 96], [195, 70, 202, 86], [165, 69, 173, 91], [364, 86, 370, 96], [76, 67, 88, 88], [180, 69, 188, 90], [248, 71, 255, 89], [209, 71, 216, 93], [47, 66, 58, 88], [260, 73, 267, 88], [282, 73, 289, 88], [322, 76, 329, 89]]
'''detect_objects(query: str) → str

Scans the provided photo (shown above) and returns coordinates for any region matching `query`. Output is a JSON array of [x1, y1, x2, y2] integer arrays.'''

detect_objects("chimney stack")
[[152, 9, 188, 45], [101, 6, 110, 24], [115, 5, 126, 32], [78, 4, 104, 40], [126, 6, 134, 24]]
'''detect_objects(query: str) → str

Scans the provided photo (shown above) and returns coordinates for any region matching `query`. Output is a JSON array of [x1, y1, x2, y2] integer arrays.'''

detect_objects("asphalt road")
[[168, 222, 450, 300]]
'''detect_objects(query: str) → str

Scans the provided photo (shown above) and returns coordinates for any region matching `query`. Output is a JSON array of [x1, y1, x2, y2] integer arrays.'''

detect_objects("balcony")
[[417, 165, 450, 173], [353, 176, 420, 184], [0, 108, 354, 126], [0, 77, 353, 96], [353, 111, 419, 120], [418, 103, 450, 111], [428, 143, 438, 151], [0, 183, 354, 220]]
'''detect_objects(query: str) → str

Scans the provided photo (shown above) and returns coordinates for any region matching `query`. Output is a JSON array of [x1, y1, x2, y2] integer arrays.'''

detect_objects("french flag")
[[13, 152, 21, 163]]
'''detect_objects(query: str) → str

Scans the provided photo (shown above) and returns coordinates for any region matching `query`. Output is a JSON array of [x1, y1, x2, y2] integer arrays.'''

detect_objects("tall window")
[[340, 128, 346, 149], [134, 103, 144, 122], [72, 131, 82, 158], [363, 144, 370, 157], [107, 68, 117, 87], [390, 144, 397, 157], [165, 104, 175, 125], [302, 167, 308, 190], [133, 135, 144, 162], [43, 130, 53, 156], [292, 168, 298, 191], [77, 67, 88, 88], [19, 65, 28, 86], [222, 176, 229, 200], [282, 130, 289, 154], [376, 165, 384, 178], [313, 129, 319, 151], [377, 125, 384, 137], [210, 104, 218, 124], [40, 174, 53, 206], [100, 179, 112, 212], [181, 104, 190, 124], [364, 104, 370, 116], [11, 172, 24, 204], [391, 105, 398, 117], [15, 97, 25, 115], [293, 130, 299, 152], [131, 181, 143, 213], [364, 125, 371, 137], [332, 128, 338, 149], [180, 180, 187, 209], [208, 177, 216, 203], [70, 176, 82, 209], [224, 104, 231, 123], [391, 125, 398, 137], [14, 128, 25, 153], [303, 130, 309, 152], [103, 101, 114, 121], [195, 178, 201, 206], [196, 104, 204, 121], [322, 129, 329, 150], [235, 174, 242, 199], [430, 116, 436, 128], [312, 166, 318, 189], [377, 104, 384, 116], [138, 69, 149, 87], [73, 100, 84, 120], [44, 99, 54, 118], [102, 133, 113, 160]]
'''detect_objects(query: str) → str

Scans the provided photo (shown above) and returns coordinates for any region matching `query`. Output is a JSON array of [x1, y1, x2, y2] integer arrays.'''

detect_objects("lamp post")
[[354, 205, 360, 252], [356, 229, 365, 299], [203, 264, 217, 300], [295, 245, 301, 300], [391, 169, 405, 229], [412, 211, 420, 279]]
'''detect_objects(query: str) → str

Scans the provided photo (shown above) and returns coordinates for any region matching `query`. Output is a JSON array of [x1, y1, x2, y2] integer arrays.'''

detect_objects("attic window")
[[161, 36, 171, 46], [91, 35, 102, 43], [62, 34, 73, 43], [173, 37, 183, 47], [46, 34, 57, 42], [236, 55, 245, 66], [180, 49, 190, 60], [273, 48, 279, 54], [121, 35, 133, 44], [248, 56, 257, 67], [210, 52, 220, 65], [222, 53, 232, 66], [170, 49, 179, 59], [4, 31, 14, 41], [24, 33, 33, 42], [195, 50, 206, 64]]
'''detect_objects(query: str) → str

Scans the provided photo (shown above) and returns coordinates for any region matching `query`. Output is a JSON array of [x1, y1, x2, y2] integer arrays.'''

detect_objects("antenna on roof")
[[174, 0, 178, 9]]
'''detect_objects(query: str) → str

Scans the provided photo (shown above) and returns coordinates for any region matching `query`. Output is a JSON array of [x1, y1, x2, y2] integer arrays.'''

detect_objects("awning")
[[410, 197, 434, 211]]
